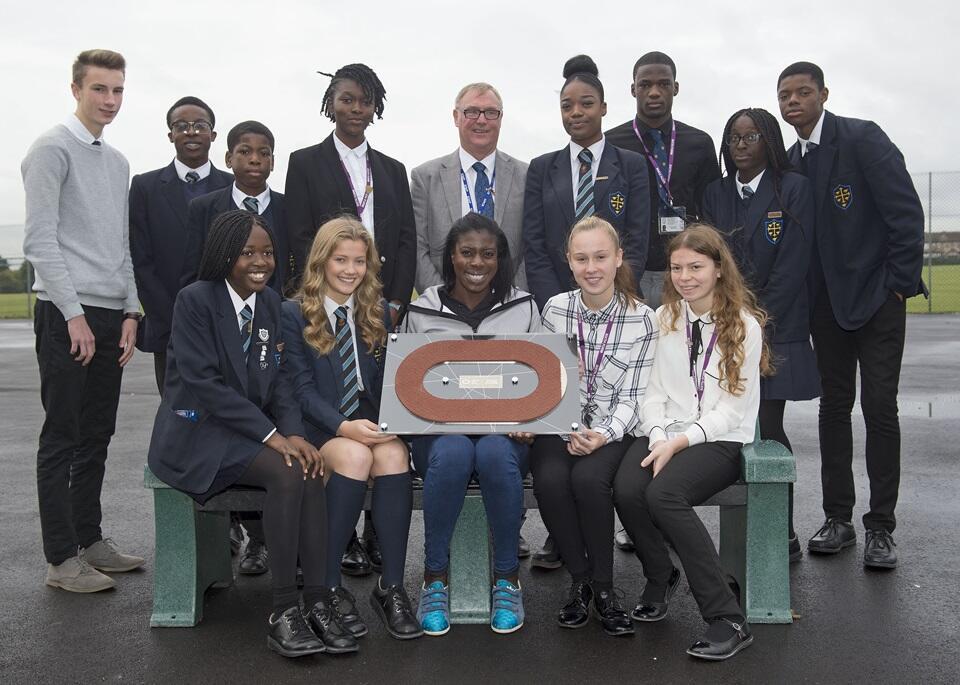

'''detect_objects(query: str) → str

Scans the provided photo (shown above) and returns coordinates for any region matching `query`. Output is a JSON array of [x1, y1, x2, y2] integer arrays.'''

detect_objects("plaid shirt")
[[541, 290, 657, 443]]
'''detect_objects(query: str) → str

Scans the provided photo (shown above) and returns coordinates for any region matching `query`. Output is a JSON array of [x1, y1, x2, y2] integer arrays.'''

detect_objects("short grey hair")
[[454, 82, 503, 109]]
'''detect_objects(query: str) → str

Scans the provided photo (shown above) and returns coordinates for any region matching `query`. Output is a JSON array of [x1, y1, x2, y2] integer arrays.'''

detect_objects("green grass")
[[0, 292, 35, 319], [908, 264, 960, 313]]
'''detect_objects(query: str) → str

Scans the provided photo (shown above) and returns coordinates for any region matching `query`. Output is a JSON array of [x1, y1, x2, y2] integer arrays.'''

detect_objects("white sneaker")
[[81, 538, 145, 572], [46, 556, 116, 593]]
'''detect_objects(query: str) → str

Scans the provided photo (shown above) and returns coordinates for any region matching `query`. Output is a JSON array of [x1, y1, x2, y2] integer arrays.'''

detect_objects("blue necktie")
[[185, 171, 200, 184], [335, 306, 360, 417], [649, 128, 671, 207], [243, 196, 259, 213], [239, 305, 253, 361], [472, 161, 495, 218], [575, 149, 595, 221]]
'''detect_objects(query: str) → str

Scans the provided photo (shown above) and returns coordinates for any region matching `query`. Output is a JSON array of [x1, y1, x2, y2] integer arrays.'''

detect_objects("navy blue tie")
[[575, 149, 595, 221], [472, 161, 495, 218], [243, 196, 259, 213], [649, 128, 671, 207], [185, 171, 200, 184], [239, 305, 253, 361], [335, 307, 360, 417]]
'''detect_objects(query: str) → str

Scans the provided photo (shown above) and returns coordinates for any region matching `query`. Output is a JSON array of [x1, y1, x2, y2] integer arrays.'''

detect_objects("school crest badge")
[[609, 191, 625, 216], [764, 218, 783, 244], [833, 184, 852, 210], [258, 328, 269, 342]]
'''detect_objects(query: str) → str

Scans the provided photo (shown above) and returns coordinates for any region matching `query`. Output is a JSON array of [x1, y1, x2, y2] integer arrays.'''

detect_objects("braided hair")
[[561, 54, 604, 100], [197, 210, 272, 281], [318, 63, 387, 122]]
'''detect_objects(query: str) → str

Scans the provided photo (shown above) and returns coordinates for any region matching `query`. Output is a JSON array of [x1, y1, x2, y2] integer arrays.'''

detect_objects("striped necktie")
[[334, 306, 360, 417], [575, 149, 595, 221], [243, 196, 259, 213], [239, 304, 253, 360], [742, 185, 755, 201], [185, 171, 200, 184]]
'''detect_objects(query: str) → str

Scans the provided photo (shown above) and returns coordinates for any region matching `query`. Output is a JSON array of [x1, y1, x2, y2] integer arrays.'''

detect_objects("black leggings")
[[758, 399, 795, 537], [236, 447, 326, 610]]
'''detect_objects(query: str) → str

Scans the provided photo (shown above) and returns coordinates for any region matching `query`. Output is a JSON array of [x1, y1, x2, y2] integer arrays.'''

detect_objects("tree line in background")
[[0, 257, 31, 293]]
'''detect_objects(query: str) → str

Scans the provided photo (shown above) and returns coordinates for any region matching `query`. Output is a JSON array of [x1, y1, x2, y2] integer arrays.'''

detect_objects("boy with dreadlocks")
[[702, 107, 818, 563]]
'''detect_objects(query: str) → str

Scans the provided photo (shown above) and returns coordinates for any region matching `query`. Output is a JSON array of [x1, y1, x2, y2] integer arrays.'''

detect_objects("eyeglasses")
[[726, 132, 762, 146], [461, 108, 502, 121], [171, 120, 213, 135]]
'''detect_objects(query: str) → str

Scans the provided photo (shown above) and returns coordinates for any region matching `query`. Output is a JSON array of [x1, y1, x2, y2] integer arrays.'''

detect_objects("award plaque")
[[378, 333, 581, 435]]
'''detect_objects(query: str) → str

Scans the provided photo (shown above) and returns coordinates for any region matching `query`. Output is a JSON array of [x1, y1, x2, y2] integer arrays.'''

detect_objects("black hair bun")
[[563, 54, 598, 79]]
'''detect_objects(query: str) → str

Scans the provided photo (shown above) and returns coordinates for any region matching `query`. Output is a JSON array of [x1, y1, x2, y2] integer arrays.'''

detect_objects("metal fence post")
[[927, 171, 933, 313]]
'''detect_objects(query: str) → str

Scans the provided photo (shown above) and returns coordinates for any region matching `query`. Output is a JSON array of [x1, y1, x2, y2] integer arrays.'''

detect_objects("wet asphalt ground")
[[0, 315, 958, 684]]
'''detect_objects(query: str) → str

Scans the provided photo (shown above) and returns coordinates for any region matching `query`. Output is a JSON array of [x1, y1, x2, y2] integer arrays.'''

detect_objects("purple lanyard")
[[459, 167, 496, 215], [632, 118, 676, 204], [340, 154, 373, 217], [685, 317, 719, 411], [577, 311, 615, 400]]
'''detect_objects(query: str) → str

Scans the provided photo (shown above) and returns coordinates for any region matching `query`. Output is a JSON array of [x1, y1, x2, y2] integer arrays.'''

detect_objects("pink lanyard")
[[685, 317, 719, 411], [577, 311, 615, 401], [632, 118, 677, 204], [340, 154, 372, 217]]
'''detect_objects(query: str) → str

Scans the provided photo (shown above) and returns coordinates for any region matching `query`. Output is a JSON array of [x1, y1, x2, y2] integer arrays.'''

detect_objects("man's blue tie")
[[472, 161, 495, 218], [335, 306, 360, 417], [649, 128, 671, 207]]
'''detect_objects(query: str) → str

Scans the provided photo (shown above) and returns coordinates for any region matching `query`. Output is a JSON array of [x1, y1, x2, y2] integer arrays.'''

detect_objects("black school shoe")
[[238, 539, 268, 575], [328, 586, 368, 637], [341, 531, 372, 577], [305, 597, 359, 654], [687, 618, 753, 661], [593, 589, 634, 637], [807, 518, 856, 554], [267, 606, 325, 658], [557, 581, 593, 628], [361, 528, 383, 573], [788, 535, 802, 563], [632, 567, 681, 622], [863, 530, 898, 569], [614, 527, 635, 552], [531, 536, 563, 570], [370, 581, 424, 640]]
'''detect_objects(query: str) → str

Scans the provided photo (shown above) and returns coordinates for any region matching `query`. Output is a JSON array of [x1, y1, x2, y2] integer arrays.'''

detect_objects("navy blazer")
[[703, 171, 815, 342], [129, 161, 233, 352], [787, 111, 925, 329], [280, 299, 385, 445], [522, 142, 651, 309], [285, 134, 416, 304], [147, 281, 304, 500], [180, 186, 290, 294]]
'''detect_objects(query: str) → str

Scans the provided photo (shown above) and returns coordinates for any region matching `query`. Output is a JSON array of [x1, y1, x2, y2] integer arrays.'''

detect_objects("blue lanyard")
[[460, 167, 496, 215]]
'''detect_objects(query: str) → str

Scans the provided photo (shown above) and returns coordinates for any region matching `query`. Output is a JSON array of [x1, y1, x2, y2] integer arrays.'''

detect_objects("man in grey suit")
[[411, 82, 528, 292]]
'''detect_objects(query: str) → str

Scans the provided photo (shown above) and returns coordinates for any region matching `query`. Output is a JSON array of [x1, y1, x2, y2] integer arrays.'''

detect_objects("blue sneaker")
[[417, 581, 450, 636], [490, 579, 524, 634]]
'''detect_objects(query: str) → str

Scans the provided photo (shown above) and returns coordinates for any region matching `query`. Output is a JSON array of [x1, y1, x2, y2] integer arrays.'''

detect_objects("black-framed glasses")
[[171, 120, 212, 135], [462, 108, 502, 121], [726, 132, 762, 146]]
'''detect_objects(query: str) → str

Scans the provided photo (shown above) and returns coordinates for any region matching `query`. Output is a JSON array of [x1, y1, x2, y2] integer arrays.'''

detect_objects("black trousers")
[[530, 435, 633, 587], [811, 289, 905, 532], [614, 437, 744, 623], [34, 301, 123, 564], [153, 350, 166, 395]]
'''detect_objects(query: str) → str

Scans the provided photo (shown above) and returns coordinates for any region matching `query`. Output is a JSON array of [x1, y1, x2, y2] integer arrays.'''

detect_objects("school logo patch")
[[258, 328, 269, 342], [609, 191, 625, 216], [764, 219, 783, 244], [833, 184, 853, 210]]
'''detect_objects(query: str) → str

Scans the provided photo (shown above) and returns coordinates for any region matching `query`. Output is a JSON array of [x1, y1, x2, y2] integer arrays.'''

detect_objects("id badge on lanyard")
[[659, 204, 686, 235]]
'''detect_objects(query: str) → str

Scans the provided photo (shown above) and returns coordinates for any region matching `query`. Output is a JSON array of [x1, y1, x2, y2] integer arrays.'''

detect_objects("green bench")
[[144, 433, 795, 628]]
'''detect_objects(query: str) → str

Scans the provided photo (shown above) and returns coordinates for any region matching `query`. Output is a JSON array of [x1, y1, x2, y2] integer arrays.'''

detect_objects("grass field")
[[0, 265, 958, 318]]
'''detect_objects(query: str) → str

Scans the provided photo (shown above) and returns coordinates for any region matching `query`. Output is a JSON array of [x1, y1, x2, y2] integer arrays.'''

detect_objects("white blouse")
[[638, 301, 761, 446]]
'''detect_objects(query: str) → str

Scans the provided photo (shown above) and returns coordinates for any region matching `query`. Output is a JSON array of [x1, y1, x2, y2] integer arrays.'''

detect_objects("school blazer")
[[522, 142, 651, 309], [787, 110, 925, 329], [129, 161, 233, 352], [180, 187, 290, 294], [702, 171, 815, 342], [280, 299, 386, 445], [284, 134, 416, 303], [147, 281, 303, 499]]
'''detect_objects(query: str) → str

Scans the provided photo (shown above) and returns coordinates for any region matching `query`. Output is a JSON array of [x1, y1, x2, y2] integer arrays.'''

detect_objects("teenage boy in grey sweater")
[[22, 49, 144, 593]]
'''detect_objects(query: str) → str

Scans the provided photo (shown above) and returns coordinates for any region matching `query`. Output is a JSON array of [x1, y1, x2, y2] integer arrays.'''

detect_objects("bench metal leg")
[[744, 483, 792, 624], [448, 497, 491, 624], [719, 503, 747, 613], [150, 488, 233, 627]]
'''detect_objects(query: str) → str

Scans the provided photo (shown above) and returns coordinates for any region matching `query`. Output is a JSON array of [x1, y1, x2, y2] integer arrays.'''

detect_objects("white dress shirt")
[[174, 158, 212, 182], [736, 169, 766, 199], [324, 294, 364, 391], [224, 281, 276, 442], [64, 113, 102, 145], [798, 110, 826, 156], [231, 183, 272, 214], [458, 148, 497, 216], [569, 136, 605, 205], [333, 134, 375, 236]]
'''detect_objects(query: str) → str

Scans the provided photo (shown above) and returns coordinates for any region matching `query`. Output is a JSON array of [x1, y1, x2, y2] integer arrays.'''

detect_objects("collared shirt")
[[64, 113, 102, 145], [541, 289, 658, 443], [323, 294, 364, 391], [639, 301, 760, 447], [224, 281, 275, 442], [333, 134, 375, 236], [736, 169, 766, 199], [458, 148, 497, 216], [798, 110, 826, 156], [231, 183, 271, 214], [174, 158, 212, 182], [568, 136, 605, 205]]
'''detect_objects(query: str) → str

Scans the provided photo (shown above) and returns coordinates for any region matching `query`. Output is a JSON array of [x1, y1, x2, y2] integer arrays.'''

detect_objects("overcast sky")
[[3, 0, 958, 246]]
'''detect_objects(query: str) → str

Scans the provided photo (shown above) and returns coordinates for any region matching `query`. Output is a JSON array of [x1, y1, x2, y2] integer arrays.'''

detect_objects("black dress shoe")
[[239, 539, 269, 575], [808, 518, 856, 554], [361, 529, 383, 573], [305, 598, 359, 654], [328, 586, 368, 637], [614, 527, 635, 552], [341, 531, 372, 577], [687, 618, 753, 661], [370, 581, 424, 640], [557, 581, 593, 629], [593, 589, 634, 636], [788, 534, 802, 563], [531, 535, 562, 570], [632, 567, 681, 622], [517, 534, 531, 559], [267, 606, 325, 658], [229, 518, 244, 557], [863, 529, 898, 569]]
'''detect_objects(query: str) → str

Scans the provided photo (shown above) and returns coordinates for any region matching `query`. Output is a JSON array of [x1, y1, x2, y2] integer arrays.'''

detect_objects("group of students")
[[24, 46, 924, 667]]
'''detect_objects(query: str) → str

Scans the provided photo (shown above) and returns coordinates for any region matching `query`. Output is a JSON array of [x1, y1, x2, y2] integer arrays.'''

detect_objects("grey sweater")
[[404, 286, 542, 334], [21, 124, 137, 320]]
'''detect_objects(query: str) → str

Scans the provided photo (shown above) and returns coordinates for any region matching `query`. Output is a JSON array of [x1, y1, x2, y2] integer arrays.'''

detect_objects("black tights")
[[758, 399, 795, 538], [236, 447, 326, 611]]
